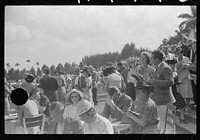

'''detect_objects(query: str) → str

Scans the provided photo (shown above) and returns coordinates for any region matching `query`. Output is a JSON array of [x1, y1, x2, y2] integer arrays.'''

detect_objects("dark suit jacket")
[[72, 74, 86, 92], [39, 75, 59, 102], [150, 61, 175, 106], [101, 93, 132, 120], [48, 117, 83, 134]]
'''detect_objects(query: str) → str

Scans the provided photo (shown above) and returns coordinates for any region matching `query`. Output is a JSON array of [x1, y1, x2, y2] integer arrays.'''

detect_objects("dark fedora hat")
[[25, 74, 35, 83], [135, 81, 154, 93]]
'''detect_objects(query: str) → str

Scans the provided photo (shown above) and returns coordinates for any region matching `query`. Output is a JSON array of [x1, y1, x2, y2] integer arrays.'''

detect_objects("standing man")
[[73, 67, 86, 92], [39, 68, 59, 103], [146, 50, 175, 133], [55, 69, 67, 105], [91, 67, 98, 106]]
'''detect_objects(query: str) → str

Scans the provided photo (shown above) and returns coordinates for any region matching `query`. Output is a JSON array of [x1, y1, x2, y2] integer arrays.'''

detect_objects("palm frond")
[[178, 20, 187, 30], [177, 13, 193, 19], [190, 6, 196, 18]]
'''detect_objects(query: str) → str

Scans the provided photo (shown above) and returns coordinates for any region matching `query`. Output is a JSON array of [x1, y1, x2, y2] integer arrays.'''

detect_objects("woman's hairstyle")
[[68, 91, 82, 104], [141, 52, 151, 65]]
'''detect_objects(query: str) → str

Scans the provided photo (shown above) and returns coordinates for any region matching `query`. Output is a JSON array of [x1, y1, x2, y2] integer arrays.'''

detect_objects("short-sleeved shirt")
[[83, 114, 114, 134], [137, 98, 159, 125]]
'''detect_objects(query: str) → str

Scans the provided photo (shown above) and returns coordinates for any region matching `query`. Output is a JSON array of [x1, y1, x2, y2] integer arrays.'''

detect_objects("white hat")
[[76, 100, 94, 116], [66, 89, 83, 99], [128, 74, 143, 86]]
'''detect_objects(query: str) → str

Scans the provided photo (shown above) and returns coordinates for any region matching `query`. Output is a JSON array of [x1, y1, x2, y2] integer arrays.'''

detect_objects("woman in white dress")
[[175, 47, 193, 113], [64, 89, 83, 119]]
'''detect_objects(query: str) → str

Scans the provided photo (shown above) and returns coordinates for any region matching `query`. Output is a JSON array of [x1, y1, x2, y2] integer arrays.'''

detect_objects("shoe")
[[179, 118, 189, 124]]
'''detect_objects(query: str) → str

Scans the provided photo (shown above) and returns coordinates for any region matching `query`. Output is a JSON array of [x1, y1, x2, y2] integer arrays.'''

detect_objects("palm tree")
[[177, 6, 196, 37], [15, 63, 20, 70]]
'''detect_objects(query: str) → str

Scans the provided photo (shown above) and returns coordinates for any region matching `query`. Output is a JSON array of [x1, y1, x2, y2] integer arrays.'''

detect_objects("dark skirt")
[[172, 77, 186, 110]]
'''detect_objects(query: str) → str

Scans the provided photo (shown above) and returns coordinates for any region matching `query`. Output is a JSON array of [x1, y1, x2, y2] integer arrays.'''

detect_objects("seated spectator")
[[17, 87, 40, 134], [125, 81, 159, 134], [101, 86, 132, 121], [64, 89, 83, 119], [48, 101, 83, 134], [76, 100, 114, 134]]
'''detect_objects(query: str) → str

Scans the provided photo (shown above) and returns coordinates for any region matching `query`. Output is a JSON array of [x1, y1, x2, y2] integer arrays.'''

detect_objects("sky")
[[5, 6, 191, 70]]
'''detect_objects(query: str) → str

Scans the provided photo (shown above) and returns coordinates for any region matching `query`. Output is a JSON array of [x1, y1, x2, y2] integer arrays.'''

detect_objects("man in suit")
[[146, 50, 175, 133], [73, 67, 86, 92], [101, 86, 132, 121], [48, 101, 83, 134], [55, 69, 66, 105], [39, 68, 59, 103]]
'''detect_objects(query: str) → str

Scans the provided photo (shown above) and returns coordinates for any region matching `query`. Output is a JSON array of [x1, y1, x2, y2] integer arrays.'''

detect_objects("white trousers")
[[157, 105, 167, 133]]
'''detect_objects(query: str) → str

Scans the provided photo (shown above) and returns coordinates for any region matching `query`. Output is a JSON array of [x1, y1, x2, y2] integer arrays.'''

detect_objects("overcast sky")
[[5, 6, 191, 70]]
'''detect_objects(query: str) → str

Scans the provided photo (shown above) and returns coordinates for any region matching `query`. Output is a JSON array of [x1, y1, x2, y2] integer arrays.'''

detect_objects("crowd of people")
[[4, 38, 196, 134]]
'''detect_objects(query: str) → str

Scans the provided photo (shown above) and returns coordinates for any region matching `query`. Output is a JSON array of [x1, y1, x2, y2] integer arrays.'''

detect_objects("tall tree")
[[50, 65, 56, 76], [41, 64, 49, 73], [30, 66, 36, 76]]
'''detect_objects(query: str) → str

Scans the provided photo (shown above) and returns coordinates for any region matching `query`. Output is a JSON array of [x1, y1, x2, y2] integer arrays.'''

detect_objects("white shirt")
[[75, 75, 80, 85], [164, 52, 175, 60], [56, 122, 64, 134], [83, 114, 114, 134]]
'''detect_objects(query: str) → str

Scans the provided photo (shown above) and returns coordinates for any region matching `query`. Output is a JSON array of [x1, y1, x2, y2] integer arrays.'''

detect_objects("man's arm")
[[100, 102, 111, 119], [150, 67, 174, 88], [113, 97, 132, 120]]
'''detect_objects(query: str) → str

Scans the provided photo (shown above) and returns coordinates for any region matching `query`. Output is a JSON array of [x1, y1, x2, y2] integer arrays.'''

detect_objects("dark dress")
[[172, 73, 186, 110]]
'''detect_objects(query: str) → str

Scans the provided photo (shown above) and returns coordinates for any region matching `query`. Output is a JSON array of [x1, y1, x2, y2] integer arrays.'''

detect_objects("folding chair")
[[162, 103, 176, 134], [23, 114, 45, 134]]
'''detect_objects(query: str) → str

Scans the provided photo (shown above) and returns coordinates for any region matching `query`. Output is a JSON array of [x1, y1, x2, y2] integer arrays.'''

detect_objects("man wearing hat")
[[101, 86, 132, 121], [39, 68, 59, 103], [55, 68, 66, 105], [76, 100, 114, 134], [72, 67, 86, 92]]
